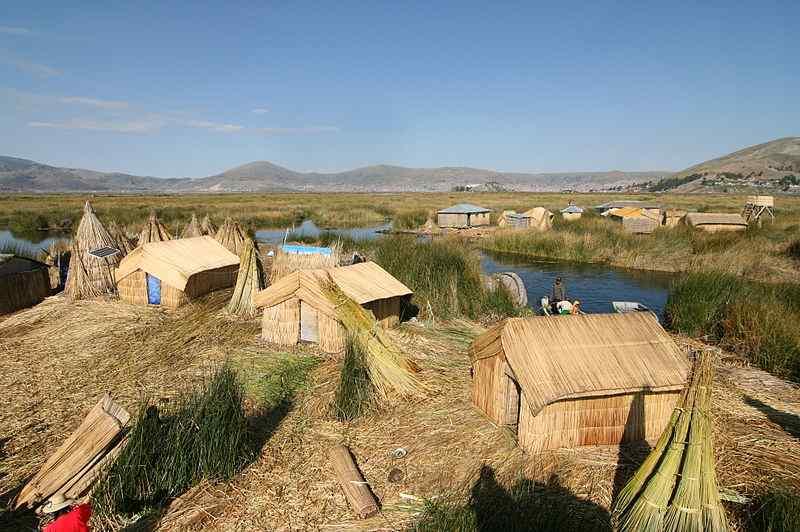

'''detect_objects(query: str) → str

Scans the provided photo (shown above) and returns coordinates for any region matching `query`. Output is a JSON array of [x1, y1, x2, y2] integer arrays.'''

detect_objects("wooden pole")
[[329, 445, 379, 519]]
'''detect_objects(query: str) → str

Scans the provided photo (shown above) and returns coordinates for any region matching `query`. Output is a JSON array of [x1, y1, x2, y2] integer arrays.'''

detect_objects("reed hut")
[[560, 203, 584, 221], [226, 238, 266, 318], [107, 221, 136, 256], [469, 313, 689, 453], [437, 204, 491, 229], [521, 207, 554, 231], [254, 261, 412, 353], [201, 214, 217, 235], [215, 217, 246, 255], [595, 201, 661, 220], [64, 201, 122, 300], [116, 236, 240, 308], [137, 211, 172, 245], [0, 254, 50, 314], [181, 213, 203, 239], [684, 212, 748, 233], [662, 209, 687, 227], [496, 210, 516, 227]]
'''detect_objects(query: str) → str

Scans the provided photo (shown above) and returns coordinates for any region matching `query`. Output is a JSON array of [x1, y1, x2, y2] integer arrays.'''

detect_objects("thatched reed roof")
[[470, 313, 689, 415], [181, 213, 203, 239], [255, 261, 412, 317], [137, 211, 172, 245], [226, 238, 266, 318], [521, 207, 554, 230], [215, 218, 246, 255], [107, 221, 135, 256], [685, 212, 748, 227], [201, 214, 217, 235], [64, 201, 121, 300], [117, 236, 239, 291]]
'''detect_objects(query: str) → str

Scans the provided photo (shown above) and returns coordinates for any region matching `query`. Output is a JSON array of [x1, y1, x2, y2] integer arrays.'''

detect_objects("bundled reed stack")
[[613, 351, 727, 532], [137, 210, 172, 245], [322, 277, 422, 402], [200, 214, 217, 236], [226, 238, 266, 318], [215, 217, 246, 255], [181, 213, 203, 239], [42, 239, 71, 290], [64, 201, 121, 300], [107, 220, 135, 256]]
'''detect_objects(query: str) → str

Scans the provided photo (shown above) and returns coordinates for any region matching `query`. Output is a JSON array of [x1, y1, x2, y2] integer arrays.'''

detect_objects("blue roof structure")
[[437, 203, 491, 214], [281, 244, 333, 256], [561, 205, 584, 213]]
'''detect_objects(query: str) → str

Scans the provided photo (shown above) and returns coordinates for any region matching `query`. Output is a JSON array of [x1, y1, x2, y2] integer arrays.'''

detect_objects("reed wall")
[[117, 264, 238, 309], [261, 298, 300, 344], [0, 268, 50, 314], [517, 390, 680, 453]]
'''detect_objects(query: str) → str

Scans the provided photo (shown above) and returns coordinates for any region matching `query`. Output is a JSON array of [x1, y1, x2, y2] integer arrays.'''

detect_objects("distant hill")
[[646, 137, 800, 192], [0, 155, 666, 193]]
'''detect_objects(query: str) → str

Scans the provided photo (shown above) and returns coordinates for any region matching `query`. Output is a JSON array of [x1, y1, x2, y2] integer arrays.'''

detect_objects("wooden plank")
[[329, 445, 379, 519]]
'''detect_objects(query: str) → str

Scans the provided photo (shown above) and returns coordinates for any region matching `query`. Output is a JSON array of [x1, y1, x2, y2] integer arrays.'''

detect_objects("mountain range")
[[1, 137, 797, 193]]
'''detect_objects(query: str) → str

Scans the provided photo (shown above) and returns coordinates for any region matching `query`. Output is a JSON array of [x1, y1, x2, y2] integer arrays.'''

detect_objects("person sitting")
[[39, 493, 91, 532], [556, 300, 573, 315], [571, 300, 582, 315]]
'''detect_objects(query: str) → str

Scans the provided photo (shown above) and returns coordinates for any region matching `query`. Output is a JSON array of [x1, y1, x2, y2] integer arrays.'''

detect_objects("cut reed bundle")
[[107, 220, 135, 256], [321, 276, 422, 402], [333, 334, 375, 420], [215, 217, 246, 255], [137, 210, 172, 245], [201, 214, 217, 236], [226, 238, 266, 318], [64, 200, 121, 300], [613, 351, 728, 532], [181, 213, 203, 238]]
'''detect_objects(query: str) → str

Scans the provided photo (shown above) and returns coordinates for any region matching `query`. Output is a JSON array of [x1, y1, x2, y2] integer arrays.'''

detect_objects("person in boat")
[[551, 277, 566, 313]]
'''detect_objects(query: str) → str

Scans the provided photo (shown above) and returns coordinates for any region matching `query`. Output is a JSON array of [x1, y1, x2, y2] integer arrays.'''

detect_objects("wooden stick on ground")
[[329, 445, 379, 519]]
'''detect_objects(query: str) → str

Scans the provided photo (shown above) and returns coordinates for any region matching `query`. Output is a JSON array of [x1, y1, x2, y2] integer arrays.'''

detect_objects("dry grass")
[[0, 294, 798, 531]]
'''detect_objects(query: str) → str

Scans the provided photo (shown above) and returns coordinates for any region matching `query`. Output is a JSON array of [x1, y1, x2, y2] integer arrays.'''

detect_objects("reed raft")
[[137, 211, 172, 245], [215, 217, 246, 255]]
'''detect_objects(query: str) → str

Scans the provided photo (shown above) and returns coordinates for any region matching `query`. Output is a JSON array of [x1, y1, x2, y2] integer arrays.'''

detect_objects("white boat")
[[612, 301, 650, 313]]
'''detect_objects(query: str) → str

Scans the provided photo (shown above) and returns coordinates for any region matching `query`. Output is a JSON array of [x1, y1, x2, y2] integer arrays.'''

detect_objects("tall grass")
[[371, 237, 518, 320], [393, 208, 429, 230], [92, 365, 251, 520], [333, 335, 375, 421], [666, 273, 800, 381], [748, 486, 800, 532], [787, 239, 800, 262]]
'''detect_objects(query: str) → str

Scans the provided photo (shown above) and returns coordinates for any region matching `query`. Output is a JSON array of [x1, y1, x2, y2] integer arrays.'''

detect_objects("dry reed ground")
[[1, 295, 799, 531]]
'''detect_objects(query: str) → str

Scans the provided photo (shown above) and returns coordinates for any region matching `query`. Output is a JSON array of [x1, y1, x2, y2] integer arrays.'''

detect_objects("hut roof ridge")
[[437, 203, 491, 214]]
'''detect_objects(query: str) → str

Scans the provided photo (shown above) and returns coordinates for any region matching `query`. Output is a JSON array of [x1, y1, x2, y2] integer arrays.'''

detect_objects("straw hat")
[[40, 493, 75, 514]]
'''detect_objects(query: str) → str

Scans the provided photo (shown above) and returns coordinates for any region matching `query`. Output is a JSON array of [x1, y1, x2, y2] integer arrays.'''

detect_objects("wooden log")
[[329, 445, 379, 519]]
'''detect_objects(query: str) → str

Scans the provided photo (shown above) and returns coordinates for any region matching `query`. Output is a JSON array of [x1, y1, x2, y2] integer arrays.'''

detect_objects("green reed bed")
[[92, 365, 251, 522], [392, 208, 429, 230], [371, 237, 519, 320], [666, 273, 800, 381], [748, 485, 800, 532]]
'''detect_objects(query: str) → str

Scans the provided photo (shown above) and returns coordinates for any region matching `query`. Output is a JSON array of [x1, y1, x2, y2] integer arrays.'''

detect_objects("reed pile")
[[269, 244, 341, 283], [64, 200, 121, 300], [333, 335, 374, 420], [215, 217, 246, 255], [181, 213, 203, 238], [137, 211, 172, 245], [613, 350, 727, 532], [226, 238, 266, 318]]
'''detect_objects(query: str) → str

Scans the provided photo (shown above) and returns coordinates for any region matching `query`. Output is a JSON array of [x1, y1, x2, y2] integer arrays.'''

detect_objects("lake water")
[[0, 229, 70, 253], [481, 252, 675, 319], [255, 219, 391, 244]]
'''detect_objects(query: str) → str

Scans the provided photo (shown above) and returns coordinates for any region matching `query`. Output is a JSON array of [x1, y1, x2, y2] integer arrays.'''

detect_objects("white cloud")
[[251, 108, 269, 114], [59, 96, 129, 109], [0, 54, 61, 77], [254, 126, 340, 135], [183, 119, 244, 133], [28, 118, 164, 133], [0, 26, 31, 35]]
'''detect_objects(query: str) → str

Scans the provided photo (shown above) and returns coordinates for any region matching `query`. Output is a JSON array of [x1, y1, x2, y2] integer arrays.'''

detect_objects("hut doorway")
[[503, 375, 522, 431], [146, 274, 161, 305], [300, 302, 320, 342]]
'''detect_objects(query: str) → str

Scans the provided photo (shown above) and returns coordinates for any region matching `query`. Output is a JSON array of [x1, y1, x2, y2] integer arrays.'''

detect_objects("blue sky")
[[1, 1, 797, 178]]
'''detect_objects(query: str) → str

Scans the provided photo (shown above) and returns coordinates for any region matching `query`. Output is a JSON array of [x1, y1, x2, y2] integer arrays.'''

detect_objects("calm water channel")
[[2, 221, 673, 317]]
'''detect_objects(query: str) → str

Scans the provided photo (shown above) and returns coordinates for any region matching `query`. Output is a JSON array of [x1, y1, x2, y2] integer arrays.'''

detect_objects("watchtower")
[[742, 195, 774, 226]]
